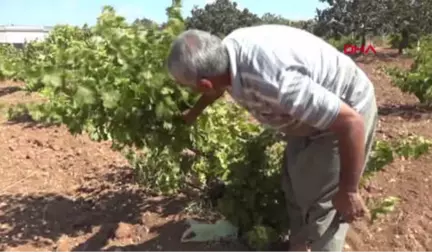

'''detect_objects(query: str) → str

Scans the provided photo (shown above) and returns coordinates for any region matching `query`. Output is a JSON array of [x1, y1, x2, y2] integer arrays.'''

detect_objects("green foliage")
[[315, 0, 385, 39], [245, 225, 279, 250], [364, 135, 432, 179], [387, 36, 432, 103], [0, 2, 283, 249], [365, 140, 394, 177], [327, 36, 360, 52], [260, 13, 291, 25], [0, 44, 24, 81], [387, 33, 418, 50], [126, 100, 263, 194], [388, 33, 401, 49], [393, 135, 432, 159], [7, 102, 62, 125], [316, 0, 432, 44], [368, 196, 400, 222], [185, 0, 261, 37], [217, 131, 287, 236]]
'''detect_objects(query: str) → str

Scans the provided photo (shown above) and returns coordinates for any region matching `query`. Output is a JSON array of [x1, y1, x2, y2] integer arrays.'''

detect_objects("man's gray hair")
[[167, 29, 229, 86]]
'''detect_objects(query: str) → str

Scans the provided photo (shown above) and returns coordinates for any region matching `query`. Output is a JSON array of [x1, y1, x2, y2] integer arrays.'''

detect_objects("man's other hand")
[[332, 190, 370, 223], [181, 109, 198, 125]]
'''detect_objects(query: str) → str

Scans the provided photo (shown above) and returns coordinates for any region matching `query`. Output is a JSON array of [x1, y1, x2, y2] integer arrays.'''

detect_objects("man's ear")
[[197, 79, 213, 90]]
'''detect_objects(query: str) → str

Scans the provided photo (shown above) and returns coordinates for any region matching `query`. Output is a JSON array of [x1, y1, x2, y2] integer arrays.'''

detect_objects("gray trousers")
[[281, 99, 378, 251]]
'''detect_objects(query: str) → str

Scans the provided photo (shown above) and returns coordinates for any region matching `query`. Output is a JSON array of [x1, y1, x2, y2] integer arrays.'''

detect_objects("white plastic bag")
[[180, 218, 238, 243]]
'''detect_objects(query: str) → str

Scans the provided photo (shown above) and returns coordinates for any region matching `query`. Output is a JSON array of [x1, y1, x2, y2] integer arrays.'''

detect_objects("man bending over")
[[166, 25, 378, 251]]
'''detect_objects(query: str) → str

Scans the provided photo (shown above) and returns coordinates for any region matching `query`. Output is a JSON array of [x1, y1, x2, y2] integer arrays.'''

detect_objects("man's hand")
[[181, 109, 198, 125], [180, 91, 225, 125], [332, 190, 369, 223]]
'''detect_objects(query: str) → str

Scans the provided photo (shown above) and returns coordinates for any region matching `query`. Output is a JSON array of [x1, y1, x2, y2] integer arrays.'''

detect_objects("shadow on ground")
[[354, 50, 410, 64], [378, 103, 432, 120], [4, 108, 59, 129], [5, 118, 59, 129], [0, 167, 198, 251], [0, 86, 22, 97]]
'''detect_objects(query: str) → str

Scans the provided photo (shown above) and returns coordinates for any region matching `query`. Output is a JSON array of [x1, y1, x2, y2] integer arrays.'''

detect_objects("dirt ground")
[[0, 48, 431, 251]]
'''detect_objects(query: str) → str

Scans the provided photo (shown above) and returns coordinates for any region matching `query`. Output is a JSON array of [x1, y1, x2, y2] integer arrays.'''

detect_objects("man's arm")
[[328, 103, 365, 192], [247, 63, 365, 191], [275, 67, 365, 191], [182, 91, 225, 124]]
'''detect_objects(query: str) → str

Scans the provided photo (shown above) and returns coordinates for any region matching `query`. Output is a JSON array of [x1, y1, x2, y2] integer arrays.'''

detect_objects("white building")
[[0, 25, 52, 48]]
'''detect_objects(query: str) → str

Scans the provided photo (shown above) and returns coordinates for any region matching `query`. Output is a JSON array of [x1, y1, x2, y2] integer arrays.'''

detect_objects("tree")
[[315, 0, 432, 52], [133, 17, 157, 28], [260, 13, 315, 32], [384, 0, 432, 53], [293, 19, 316, 33], [315, 0, 388, 44], [185, 0, 261, 37], [260, 13, 292, 25]]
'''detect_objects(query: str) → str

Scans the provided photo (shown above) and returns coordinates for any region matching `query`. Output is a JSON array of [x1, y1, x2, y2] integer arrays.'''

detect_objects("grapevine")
[[387, 35, 432, 103], [0, 1, 286, 249]]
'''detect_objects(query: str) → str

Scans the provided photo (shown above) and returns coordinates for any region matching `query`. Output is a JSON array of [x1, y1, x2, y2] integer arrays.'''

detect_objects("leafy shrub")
[[387, 33, 418, 50], [0, 44, 24, 81], [2, 1, 287, 249], [327, 36, 360, 52], [387, 35, 432, 103]]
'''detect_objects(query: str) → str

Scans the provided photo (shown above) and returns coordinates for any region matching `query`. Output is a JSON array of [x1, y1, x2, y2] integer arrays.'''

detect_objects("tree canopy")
[[185, 0, 261, 37], [130, 0, 432, 52]]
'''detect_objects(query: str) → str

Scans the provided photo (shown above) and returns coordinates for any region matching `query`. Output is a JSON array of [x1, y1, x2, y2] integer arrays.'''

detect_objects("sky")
[[0, 0, 328, 27]]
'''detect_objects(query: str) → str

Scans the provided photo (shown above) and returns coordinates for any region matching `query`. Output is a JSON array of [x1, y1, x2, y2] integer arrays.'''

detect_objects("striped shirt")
[[222, 25, 375, 136]]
